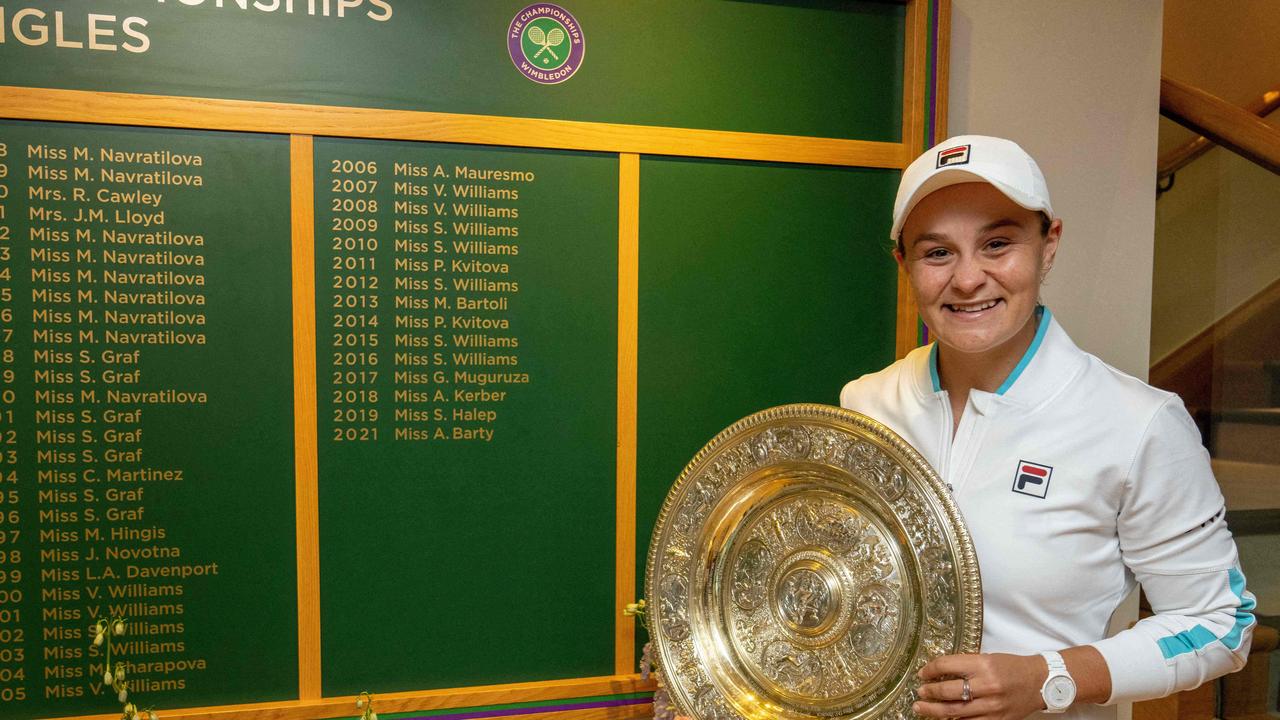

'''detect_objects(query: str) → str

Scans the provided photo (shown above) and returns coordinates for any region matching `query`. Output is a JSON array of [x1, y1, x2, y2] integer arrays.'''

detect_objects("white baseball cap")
[[890, 134, 1054, 241]]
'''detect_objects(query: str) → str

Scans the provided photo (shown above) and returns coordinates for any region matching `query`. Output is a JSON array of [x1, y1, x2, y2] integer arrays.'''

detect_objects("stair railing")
[[1159, 86, 1280, 181], [1160, 76, 1280, 176]]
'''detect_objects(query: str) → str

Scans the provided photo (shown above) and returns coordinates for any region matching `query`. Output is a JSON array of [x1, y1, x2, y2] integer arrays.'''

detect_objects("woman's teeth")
[[947, 300, 999, 313]]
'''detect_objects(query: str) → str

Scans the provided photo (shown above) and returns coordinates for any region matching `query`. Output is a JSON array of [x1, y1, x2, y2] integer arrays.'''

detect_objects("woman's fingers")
[[916, 678, 970, 702], [919, 653, 983, 680], [914, 652, 1050, 720], [911, 696, 995, 718]]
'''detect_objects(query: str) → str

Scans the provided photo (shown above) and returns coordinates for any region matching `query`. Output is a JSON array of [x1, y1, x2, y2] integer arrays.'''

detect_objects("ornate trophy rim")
[[645, 403, 982, 720]]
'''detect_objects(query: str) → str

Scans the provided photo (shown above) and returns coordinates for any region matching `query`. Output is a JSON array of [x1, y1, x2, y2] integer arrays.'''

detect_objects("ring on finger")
[[961, 678, 972, 703]]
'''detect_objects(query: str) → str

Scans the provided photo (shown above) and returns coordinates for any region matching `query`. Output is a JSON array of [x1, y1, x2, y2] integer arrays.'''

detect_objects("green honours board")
[[313, 139, 619, 694], [635, 157, 899, 610], [0, 120, 297, 716], [0, 0, 903, 142], [0, 0, 932, 714]]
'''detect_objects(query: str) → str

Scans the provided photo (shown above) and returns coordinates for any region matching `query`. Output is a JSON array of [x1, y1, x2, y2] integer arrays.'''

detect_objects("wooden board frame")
[[615, 153, 641, 675], [4, 2, 949, 718], [290, 135, 323, 701], [0, 86, 905, 170]]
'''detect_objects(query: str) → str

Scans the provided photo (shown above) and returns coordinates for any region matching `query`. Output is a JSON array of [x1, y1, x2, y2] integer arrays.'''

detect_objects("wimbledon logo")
[[507, 3, 585, 84]]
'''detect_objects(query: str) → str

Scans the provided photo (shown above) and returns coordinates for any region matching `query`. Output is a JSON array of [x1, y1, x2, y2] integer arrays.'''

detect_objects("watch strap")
[[1039, 651, 1074, 713], [1041, 650, 1068, 673]]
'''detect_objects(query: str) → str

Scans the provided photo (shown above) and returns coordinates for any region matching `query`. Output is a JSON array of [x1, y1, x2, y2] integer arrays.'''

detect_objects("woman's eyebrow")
[[910, 231, 948, 245], [979, 218, 1025, 234]]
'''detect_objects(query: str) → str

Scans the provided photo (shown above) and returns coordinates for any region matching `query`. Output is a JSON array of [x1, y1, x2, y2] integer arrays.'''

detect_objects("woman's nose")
[[950, 253, 987, 293]]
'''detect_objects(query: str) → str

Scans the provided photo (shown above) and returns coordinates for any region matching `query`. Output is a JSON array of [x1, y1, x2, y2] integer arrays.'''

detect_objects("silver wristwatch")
[[1040, 651, 1077, 713]]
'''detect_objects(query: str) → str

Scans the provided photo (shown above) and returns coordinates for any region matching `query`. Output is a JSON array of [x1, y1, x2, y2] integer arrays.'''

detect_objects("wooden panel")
[[894, 0, 948, 356], [933, 0, 952, 145], [895, 266, 921, 359], [895, 0, 924, 356], [615, 153, 640, 674], [1222, 624, 1279, 718], [0, 86, 909, 169], [290, 134, 322, 700], [1133, 679, 1215, 720], [902, 0, 930, 159], [46, 676, 656, 720]]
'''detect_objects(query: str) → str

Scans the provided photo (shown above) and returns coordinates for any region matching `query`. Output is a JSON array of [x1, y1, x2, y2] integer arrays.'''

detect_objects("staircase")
[[1144, 281, 1280, 720], [1145, 67, 1280, 719]]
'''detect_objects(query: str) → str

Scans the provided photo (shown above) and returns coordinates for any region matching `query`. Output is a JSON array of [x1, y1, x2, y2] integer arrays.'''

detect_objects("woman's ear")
[[1041, 218, 1063, 274]]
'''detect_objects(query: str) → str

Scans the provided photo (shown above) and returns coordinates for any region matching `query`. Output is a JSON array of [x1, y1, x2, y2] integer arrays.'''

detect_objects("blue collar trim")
[[995, 306, 1050, 395], [928, 343, 942, 393]]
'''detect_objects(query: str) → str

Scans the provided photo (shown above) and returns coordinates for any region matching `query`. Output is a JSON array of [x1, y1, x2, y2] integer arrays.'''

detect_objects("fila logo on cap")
[[1012, 460, 1053, 499], [936, 144, 971, 168]]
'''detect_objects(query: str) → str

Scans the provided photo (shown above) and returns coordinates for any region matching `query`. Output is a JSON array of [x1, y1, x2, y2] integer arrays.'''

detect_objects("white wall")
[[1150, 111, 1280, 362], [948, 0, 1164, 380], [946, 5, 1163, 718]]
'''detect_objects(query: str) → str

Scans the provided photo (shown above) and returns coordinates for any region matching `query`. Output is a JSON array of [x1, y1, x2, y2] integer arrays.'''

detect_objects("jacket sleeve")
[[1089, 395, 1257, 704]]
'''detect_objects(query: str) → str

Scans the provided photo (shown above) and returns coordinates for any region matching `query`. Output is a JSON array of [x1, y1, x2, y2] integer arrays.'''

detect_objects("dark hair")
[[895, 211, 1053, 256], [1038, 212, 1052, 237]]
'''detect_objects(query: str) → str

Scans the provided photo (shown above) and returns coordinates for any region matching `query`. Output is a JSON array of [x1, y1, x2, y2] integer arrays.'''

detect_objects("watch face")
[[1047, 676, 1077, 708]]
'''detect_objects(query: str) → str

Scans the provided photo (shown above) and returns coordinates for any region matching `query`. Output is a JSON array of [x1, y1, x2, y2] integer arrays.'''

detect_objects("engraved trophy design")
[[646, 404, 982, 720]]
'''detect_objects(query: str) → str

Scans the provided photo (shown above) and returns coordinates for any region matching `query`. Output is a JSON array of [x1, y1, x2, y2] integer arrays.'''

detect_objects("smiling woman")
[[900, 182, 1059, 411], [840, 135, 1257, 720]]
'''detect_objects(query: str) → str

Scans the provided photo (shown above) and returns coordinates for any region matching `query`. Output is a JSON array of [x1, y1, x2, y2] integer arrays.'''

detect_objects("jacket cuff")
[[1090, 632, 1172, 705]]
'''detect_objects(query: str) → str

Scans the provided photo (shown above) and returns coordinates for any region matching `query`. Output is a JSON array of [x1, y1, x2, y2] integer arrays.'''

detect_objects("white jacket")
[[839, 308, 1255, 719]]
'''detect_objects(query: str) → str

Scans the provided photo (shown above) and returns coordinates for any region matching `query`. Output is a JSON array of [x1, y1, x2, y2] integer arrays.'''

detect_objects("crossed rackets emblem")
[[527, 25, 565, 62]]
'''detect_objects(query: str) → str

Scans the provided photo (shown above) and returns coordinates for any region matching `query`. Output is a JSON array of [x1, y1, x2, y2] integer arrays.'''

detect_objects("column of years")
[[0, 138, 21, 706], [315, 138, 619, 692], [324, 151, 530, 445]]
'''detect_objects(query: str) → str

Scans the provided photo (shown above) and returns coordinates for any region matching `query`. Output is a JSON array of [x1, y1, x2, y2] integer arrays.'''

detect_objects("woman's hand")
[[912, 652, 1047, 720]]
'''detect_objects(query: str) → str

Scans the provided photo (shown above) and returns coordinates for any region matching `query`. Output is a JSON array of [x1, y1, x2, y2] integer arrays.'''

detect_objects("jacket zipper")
[[937, 391, 954, 492]]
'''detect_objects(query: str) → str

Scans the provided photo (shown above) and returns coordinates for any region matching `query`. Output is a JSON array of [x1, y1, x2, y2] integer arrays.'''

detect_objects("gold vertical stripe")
[[895, 0, 934, 358], [903, 0, 930, 160], [934, 0, 952, 146], [614, 153, 640, 674], [290, 134, 322, 699], [895, 267, 921, 360]]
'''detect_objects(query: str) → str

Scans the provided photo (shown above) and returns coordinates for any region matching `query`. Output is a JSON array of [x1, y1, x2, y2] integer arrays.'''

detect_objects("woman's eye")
[[924, 248, 949, 259], [985, 239, 1009, 251]]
